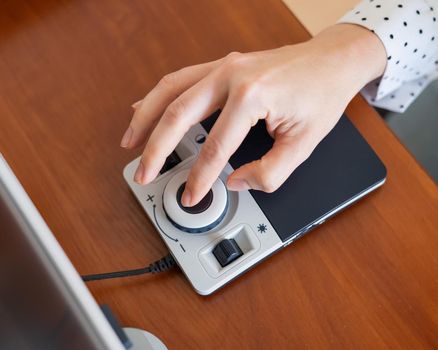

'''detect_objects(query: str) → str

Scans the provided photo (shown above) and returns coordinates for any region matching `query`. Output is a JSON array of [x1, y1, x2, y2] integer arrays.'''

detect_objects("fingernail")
[[120, 126, 133, 148], [181, 188, 192, 207], [131, 100, 143, 109], [134, 162, 145, 184], [227, 178, 250, 191]]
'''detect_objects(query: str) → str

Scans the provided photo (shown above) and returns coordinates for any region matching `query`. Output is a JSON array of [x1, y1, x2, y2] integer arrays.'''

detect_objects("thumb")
[[226, 132, 313, 193]]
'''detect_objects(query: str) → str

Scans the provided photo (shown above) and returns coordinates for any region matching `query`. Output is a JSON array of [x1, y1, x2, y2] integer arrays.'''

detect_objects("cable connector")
[[82, 253, 177, 282], [148, 254, 177, 273]]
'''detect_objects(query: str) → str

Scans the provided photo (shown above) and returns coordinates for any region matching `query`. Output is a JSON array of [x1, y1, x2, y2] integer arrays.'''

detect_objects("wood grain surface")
[[1, 1, 437, 349]]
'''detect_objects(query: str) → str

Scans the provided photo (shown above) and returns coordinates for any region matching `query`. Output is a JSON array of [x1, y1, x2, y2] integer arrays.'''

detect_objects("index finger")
[[181, 99, 257, 207], [123, 60, 221, 149], [133, 71, 227, 185]]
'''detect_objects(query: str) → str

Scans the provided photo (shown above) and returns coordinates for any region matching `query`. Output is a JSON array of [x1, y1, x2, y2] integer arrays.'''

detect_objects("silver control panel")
[[123, 123, 283, 295]]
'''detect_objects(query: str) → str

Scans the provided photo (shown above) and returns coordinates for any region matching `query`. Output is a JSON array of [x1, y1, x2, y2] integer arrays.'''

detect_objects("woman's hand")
[[121, 24, 386, 207]]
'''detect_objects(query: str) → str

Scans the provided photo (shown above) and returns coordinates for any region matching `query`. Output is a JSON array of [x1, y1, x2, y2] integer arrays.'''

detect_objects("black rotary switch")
[[176, 182, 213, 214], [212, 238, 243, 267], [159, 151, 181, 175]]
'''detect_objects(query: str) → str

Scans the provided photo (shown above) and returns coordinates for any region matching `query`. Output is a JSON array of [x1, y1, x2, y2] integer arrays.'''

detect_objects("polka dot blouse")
[[339, 0, 438, 113]]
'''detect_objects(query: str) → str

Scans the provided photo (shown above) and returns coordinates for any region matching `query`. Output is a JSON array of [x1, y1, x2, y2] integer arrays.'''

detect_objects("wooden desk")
[[1, 1, 437, 348]]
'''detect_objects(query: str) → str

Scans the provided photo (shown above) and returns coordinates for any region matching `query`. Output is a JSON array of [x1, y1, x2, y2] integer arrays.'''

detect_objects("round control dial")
[[176, 183, 213, 214], [163, 169, 228, 233]]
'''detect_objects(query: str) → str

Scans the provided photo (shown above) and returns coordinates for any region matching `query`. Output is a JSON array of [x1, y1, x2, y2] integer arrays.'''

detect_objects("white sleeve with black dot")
[[339, 0, 438, 113]]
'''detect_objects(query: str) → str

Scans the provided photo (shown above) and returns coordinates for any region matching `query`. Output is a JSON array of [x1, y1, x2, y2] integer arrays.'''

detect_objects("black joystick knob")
[[176, 183, 213, 214], [212, 238, 243, 267]]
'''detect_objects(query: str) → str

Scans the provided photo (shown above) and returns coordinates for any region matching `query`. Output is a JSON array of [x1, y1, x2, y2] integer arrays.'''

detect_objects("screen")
[[0, 184, 106, 350], [202, 111, 386, 242]]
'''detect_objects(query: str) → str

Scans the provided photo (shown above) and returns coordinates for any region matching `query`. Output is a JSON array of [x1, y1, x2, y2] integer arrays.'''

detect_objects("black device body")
[[201, 111, 387, 244]]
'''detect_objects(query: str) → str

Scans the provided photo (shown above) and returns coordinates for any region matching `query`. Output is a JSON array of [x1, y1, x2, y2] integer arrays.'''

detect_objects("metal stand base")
[[123, 327, 167, 350]]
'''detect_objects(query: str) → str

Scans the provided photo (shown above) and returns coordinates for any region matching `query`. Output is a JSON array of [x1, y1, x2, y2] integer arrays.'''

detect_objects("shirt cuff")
[[338, 0, 438, 112]]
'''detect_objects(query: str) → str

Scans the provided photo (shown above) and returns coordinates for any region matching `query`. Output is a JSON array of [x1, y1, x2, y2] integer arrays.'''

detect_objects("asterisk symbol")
[[257, 223, 267, 233]]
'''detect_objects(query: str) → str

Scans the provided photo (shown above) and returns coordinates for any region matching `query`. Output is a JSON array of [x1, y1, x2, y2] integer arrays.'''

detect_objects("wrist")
[[310, 24, 387, 93]]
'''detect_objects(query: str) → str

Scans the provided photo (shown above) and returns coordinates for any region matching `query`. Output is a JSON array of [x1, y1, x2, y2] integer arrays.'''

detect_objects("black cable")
[[81, 253, 177, 282]]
